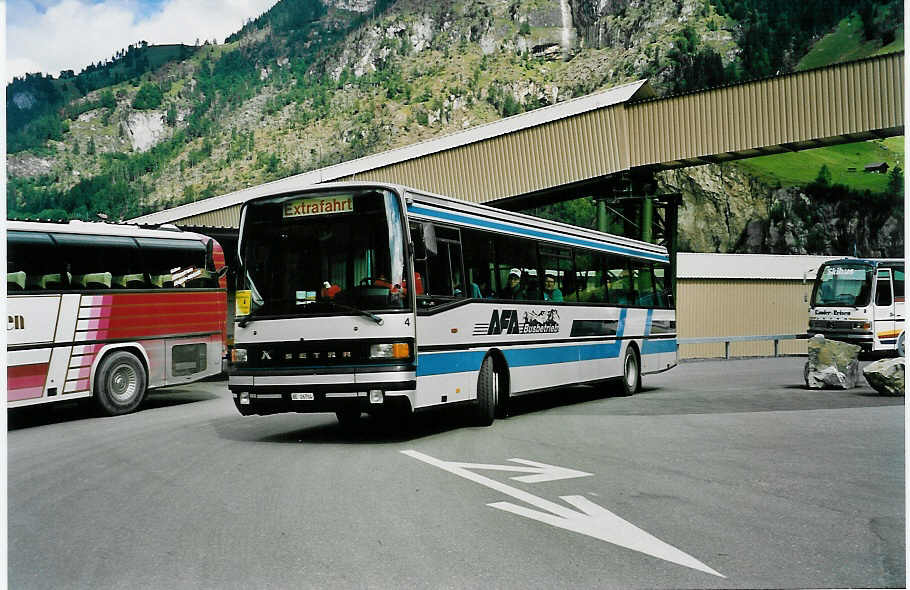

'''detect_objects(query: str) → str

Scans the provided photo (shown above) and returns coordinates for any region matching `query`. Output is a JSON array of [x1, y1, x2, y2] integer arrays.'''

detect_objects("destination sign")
[[283, 195, 353, 218]]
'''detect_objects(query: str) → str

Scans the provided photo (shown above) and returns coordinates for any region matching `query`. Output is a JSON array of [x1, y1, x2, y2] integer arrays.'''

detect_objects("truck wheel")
[[474, 356, 498, 426], [94, 351, 148, 416], [897, 333, 905, 357]]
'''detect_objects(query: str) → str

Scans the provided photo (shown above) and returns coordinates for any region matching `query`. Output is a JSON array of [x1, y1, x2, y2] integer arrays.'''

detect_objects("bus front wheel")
[[336, 410, 362, 430], [94, 350, 148, 416], [620, 345, 641, 396], [474, 356, 499, 426]]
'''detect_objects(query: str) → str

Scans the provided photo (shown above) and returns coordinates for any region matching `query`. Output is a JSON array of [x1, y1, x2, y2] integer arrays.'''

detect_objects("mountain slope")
[[5, 0, 904, 256]]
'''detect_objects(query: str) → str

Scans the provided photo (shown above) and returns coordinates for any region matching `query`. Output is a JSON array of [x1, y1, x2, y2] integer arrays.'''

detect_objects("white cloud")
[[7, 0, 279, 80]]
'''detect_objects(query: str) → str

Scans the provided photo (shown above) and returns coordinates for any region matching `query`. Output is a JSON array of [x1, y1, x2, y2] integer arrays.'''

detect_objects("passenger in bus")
[[500, 268, 527, 300], [543, 273, 563, 302], [453, 281, 482, 298]]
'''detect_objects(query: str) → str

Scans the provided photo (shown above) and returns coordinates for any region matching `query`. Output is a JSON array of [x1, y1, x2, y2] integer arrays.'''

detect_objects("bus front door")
[[874, 268, 896, 350]]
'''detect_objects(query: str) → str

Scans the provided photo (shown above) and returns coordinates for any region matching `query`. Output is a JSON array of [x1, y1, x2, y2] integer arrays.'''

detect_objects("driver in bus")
[[321, 281, 341, 299]]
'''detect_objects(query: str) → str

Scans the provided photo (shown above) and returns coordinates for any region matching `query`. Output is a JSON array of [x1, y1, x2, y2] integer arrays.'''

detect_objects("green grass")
[[735, 137, 904, 193], [797, 14, 904, 71], [875, 27, 904, 55]]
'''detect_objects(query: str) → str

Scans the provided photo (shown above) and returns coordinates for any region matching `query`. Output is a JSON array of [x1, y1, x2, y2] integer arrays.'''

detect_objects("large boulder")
[[862, 358, 906, 395], [804, 334, 861, 389]]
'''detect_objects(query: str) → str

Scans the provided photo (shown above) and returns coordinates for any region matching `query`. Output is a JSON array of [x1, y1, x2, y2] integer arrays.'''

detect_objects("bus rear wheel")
[[94, 350, 148, 416], [473, 356, 499, 426], [619, 345, 641, 396]]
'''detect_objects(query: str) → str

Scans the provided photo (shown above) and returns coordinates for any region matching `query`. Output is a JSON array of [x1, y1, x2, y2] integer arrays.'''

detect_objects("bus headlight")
[[370, 343, 410, 359], [231, 348, 248, 364]]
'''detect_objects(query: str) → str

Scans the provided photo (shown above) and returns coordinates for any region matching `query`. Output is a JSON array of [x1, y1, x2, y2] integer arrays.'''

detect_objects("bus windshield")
[[812, 263, 874, 307], [239, 189, 407, 316]]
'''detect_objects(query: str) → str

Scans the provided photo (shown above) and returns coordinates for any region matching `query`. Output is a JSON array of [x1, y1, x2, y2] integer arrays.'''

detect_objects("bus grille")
[[810, 320, 855, 330], [241, 340, 412, 368]]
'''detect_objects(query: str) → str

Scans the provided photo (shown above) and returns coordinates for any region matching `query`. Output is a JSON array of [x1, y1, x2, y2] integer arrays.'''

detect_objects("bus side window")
[[573, 251, 606, 303], [605, 256, 631, 305], [893, 269, 904, 303], [632, 261, 657, 307], [54, 233, 141, 290], [494, 235, 539, 300], [9, 231, 64, 291], [138, 237, 207, 288], [653, 263, 672, 308], [462, 228, 493, 298], [538, 245, 573, 302], [876, 270, 893, 306], [411, 223, 464, 302]]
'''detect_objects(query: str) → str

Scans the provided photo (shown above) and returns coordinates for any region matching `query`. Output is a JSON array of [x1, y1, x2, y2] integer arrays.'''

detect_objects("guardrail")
[[677, 333, 808, 359]]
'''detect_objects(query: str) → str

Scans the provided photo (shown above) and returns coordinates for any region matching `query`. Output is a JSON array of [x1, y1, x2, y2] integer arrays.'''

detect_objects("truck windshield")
[[239, 189, 408, 316], [812, 264, 874, 307]]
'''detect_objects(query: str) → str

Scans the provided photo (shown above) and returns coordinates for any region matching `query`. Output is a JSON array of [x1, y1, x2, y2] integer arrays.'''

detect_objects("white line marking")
[[402, 449, 725, 578], [453, 458, 593, 483]]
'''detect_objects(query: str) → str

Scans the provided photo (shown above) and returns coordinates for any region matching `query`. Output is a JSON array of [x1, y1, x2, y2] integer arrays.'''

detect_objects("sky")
[[6, 0, 281, 80]]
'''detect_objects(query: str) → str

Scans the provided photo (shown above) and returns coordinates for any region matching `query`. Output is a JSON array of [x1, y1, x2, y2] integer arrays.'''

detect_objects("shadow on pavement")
[[7, 389, 220, 430], [211, 406, 480, 444], [211, 383, 641, 444]]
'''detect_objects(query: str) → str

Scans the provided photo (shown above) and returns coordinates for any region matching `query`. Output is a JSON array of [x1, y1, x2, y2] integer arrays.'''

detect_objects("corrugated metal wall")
[[677, 279, 812, 359], [353, 106, 631, 202], [628, 53, 904, 166], [178, 207, 241, 229]]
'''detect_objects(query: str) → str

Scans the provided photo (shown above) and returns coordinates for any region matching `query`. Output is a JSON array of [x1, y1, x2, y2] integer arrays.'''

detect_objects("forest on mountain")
[[5, 0, 904, 255]]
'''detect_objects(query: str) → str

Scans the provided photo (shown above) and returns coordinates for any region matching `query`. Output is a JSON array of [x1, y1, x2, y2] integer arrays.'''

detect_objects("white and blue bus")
[[229, 182, 676, 426]]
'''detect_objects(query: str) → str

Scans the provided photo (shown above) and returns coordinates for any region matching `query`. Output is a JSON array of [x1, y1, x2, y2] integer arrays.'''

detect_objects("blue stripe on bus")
[[640, 310, 677, 354], [416, 350, 488, 376], [416, 310, 630, 376], [416, 342, 625, 376], [407, 205, 669, 263], [641, 339, 678, 355], [416, 336, 675, 376]]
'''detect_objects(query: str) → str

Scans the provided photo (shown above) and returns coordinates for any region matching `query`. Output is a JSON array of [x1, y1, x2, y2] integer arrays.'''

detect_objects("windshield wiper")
[[327, 301, 384, 325], [237, 308, 262, 328]]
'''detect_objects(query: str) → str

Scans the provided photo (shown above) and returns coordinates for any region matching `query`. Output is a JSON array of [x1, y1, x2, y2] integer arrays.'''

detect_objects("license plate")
[[291, 392, 314, 401]]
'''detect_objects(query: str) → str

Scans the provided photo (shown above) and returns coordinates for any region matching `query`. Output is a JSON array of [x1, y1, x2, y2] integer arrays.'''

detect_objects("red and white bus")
[[7, 220, 228, 415]]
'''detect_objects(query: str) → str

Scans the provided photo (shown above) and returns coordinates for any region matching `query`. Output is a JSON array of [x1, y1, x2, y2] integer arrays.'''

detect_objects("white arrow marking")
[[453, 458, 593, 483], [402, 449, 724, 578]]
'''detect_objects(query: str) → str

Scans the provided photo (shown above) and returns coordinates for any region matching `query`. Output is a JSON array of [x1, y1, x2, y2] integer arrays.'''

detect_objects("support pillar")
[[641, 197, 653, 243], [596, 198, 607, 233]]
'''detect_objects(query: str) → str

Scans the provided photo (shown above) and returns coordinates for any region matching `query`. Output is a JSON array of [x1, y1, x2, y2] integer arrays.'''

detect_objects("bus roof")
[[241, 181, 670, 264], [7, 219, 212, 242], [821, 257, 904, 268]]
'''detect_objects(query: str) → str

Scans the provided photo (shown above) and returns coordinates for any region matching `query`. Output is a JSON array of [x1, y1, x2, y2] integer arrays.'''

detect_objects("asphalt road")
[[7, 357, 905, 589]]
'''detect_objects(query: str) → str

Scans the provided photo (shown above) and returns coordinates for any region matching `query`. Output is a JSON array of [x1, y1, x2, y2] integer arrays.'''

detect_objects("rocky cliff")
[[6, 0, 902, 259]]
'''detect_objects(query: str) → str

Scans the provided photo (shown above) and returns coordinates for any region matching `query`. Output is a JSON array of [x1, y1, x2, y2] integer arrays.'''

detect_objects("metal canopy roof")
[[130, 52, 904, 229]]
